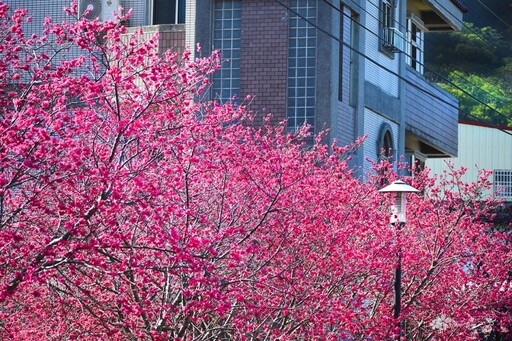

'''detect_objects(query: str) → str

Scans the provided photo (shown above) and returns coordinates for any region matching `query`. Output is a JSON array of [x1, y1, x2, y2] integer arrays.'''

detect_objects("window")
[[349, 10, 359, 107], [339, 6, 358, 106], [338, 5, 344, 102], [152, 0, 186, 25], [382, 0, 393, 29], [377, 123, 395, 162], [381, 130, 393, 161], [494, 170, 512, 200], [377, 124, 394, 186], [405, 151, 426, 177], [287, 0, 316, 132], [406, 15, 425, 73], [380, 0, 403, 54], [212, 1, 241, 103]]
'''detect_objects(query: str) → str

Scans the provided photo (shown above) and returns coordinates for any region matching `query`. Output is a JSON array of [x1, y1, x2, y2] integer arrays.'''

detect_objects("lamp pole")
[[379, 180, 419, 339]]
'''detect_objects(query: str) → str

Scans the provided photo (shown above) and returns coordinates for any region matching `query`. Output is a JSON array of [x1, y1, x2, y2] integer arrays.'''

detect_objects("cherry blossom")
[[0, 2, 510, 339]]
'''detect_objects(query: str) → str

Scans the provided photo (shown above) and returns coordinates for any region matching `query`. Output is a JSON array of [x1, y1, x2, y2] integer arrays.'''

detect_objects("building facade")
[[7, 0, 465, 173], [427, 121, 512, 201]]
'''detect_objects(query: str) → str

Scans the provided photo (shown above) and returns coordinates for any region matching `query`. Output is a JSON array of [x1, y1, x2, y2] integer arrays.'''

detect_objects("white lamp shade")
[[378, 180, 419, 194], [379, 180, 419, 223]]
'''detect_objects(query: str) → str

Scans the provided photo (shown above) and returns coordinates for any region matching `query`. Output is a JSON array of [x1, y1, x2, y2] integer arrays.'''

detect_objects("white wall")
[[427, 123, 512, 199]]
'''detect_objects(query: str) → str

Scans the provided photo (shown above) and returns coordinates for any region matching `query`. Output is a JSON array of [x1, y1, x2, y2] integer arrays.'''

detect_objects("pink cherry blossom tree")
[[0, 2, 510, 339]]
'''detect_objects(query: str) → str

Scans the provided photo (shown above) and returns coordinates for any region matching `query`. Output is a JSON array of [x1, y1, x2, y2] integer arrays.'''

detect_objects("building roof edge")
[[459, 119, 512, 131], [451, 0, 469, 13]]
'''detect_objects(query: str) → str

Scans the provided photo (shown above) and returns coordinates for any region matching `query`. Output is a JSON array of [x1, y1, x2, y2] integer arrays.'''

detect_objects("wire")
[[470, 0, 512, 31], [364, 0, 500, 51], [331, 0, 512, 121], [273, 0, 512, 137], [320, 0, 512, 125]]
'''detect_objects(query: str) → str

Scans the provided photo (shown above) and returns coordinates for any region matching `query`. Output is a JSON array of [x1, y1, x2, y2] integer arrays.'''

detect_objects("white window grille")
[[212, 1, 241, 103], [494, 170, 512, 200], [287, 0, 317, 131]]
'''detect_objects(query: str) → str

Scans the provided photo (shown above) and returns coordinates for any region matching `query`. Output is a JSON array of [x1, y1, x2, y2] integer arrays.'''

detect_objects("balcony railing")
[[382, 27, 404, 53]]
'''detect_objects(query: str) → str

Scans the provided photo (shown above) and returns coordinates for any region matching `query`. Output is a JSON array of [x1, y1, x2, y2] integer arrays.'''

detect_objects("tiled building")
[[7, 0, 466, 173]]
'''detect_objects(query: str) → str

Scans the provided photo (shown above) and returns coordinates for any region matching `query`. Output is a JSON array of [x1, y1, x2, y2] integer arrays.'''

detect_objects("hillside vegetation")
[[425, 17, 512, 127]]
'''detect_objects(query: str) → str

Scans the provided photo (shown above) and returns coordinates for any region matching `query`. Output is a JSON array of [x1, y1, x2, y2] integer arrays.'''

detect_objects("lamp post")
[[379, 180, 419, 338]]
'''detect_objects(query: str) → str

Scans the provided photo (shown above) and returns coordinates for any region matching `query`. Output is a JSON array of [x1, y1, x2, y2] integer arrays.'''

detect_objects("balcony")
[[404, 67, 458, 158], [407, 0, 467, 31], [124, 24, 186, 57]]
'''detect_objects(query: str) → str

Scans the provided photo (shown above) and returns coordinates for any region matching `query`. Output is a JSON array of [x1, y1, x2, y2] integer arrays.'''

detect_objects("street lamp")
[[379, 180, 419, 338]]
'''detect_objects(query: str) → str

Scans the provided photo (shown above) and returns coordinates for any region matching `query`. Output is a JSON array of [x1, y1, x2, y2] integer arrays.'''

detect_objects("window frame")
[[349, 9, 359, 107], [382, 0, 393, 29], [287, 0, 317, 132], [406, 14, 426, 74], [377, 123, 395, 186], [379, 0, 396, 57], [151, 0, 186, 25], [377, 123, 395, 162], [493, 169, 512, 200], [211, 0, 242, 103]]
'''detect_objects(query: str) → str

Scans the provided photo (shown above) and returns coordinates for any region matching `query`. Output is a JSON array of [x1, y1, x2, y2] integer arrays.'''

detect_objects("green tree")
[[426, 23, 512, 127], [426, 23, 509, 75], [439, 71, 512, 126]]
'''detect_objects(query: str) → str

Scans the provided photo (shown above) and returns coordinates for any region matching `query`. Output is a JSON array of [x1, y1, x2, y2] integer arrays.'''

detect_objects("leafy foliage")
[[438, 72, 512, 126], [425, 23, 512, 127], [426, 23, 508, 75], [0, 2, 511, 340]]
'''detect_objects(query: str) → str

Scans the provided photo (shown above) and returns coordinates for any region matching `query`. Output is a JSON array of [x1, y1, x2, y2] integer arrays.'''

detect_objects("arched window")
[[377, 123, 394, 162], [377, 123, 394, 186]]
